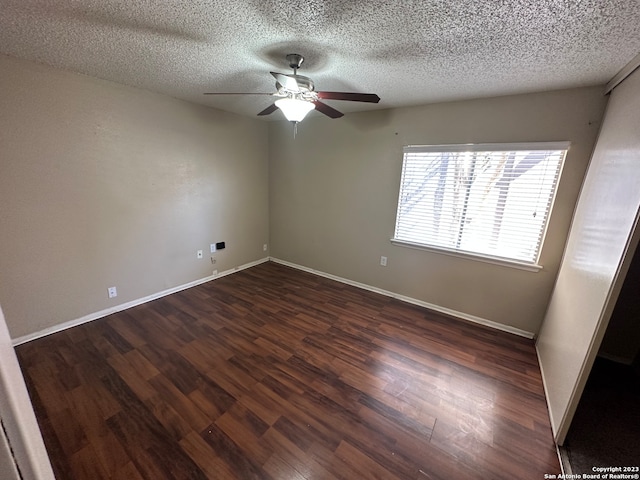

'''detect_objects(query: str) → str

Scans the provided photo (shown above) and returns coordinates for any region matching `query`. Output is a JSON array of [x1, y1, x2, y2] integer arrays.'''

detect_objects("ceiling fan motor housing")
[[289, 76, 314, 93], [286, 53, 304, 70]]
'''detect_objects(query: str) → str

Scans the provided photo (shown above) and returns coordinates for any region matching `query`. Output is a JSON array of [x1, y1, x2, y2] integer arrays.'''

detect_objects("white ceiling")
[[1, 0, 639, 120]]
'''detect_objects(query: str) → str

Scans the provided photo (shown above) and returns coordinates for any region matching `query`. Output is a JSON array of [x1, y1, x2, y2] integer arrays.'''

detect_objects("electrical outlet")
[[380, 256, 388, 267], [197, 250, 203, 259], [210, 244, 216, 253], [212, 269, 218, 276], [263, 244, 268, 252], [108, 286, 117, 298]]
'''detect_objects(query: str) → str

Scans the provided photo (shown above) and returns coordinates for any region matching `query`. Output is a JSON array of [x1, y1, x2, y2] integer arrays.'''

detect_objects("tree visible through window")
[[393, 143, 569, 266]]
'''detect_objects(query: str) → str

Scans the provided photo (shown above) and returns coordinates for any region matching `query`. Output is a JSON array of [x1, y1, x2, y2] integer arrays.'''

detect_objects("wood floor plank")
[[238, 390, 282, 426], [147, 373, 212, 431], [214, 403, 272, 466], [261, 453, 308, 480], [67, 385, 111, 440], [201, 422, 270, 480], [106, 312, 149, 348], [107, 353, 157, 401], [25, 364, 70, 416], [110, 461, 146, 480], [144, 393, 193, 441], [179, 431, 238, 480], [87, 431, 131, 477], [16, 261, 560, 479], [47, 407, 89, 457], [335, 440, 403, 480], [261, 428, 339, 480], [308, 441, 377, 480], [69, 444, 110, 480], [122, 348, 160, 380]]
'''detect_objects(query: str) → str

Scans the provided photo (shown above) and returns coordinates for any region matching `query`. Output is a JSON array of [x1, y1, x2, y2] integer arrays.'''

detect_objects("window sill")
[[390, 239, 543, 272]]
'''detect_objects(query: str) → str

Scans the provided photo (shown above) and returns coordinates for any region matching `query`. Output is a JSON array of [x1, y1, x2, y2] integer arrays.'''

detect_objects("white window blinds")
[[393, 143, 569, 266]]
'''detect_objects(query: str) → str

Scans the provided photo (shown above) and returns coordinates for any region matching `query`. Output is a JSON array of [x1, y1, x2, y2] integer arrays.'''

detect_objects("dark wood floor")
[[16, 261, 560, 479]]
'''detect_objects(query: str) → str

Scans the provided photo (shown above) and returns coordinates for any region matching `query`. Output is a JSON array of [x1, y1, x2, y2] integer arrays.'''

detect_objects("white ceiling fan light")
[[275, 96, 315, 122]]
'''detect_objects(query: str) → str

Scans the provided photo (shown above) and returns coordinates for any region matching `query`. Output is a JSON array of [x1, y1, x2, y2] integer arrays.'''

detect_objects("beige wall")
[[269, 87, 607, 334], [0, 52, 609, 340], [0, 54, 269, 339]]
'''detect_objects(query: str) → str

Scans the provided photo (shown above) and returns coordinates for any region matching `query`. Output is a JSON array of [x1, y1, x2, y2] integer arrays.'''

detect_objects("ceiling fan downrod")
[[286, 53, 304, 75]]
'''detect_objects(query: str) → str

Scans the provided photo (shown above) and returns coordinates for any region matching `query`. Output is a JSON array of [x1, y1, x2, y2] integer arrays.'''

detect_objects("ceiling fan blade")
[[270, 72, 300, 92], [313, 100, 344, 119], [316, 91, 380, 103], [257, 103, 279, 116], [203, 92, 273, 95]]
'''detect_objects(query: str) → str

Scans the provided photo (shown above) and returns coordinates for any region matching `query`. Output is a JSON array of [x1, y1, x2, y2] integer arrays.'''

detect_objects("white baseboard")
[[269, 257, 535, 339], [14, 256, 535, 346], [12, 257, 269, 346], [535, 345, 561, 443]]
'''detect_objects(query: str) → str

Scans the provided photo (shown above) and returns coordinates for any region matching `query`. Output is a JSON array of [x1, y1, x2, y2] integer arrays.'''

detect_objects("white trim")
[[536, 345, 568, 478], [0, 307, 56, 479], [403, 141, 571, 153], [12, 257, 269, 346], [269, 257, 535, 339], [605, 50, 640, 94], [390, 239, 543, 272], [536, 344, 560, 441], [536, 346, 569, 475]]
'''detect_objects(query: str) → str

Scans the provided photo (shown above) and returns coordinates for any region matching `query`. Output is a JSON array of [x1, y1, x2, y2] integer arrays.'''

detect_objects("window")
[[392, 142, 569, 269]]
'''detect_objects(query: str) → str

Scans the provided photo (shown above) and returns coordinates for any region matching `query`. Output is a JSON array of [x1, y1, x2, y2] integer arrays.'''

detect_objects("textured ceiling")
[[1, 0, 639, 120]]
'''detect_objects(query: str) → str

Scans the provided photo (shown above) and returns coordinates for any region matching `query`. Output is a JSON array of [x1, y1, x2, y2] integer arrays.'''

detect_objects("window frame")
[[391, 142, 570, 271]]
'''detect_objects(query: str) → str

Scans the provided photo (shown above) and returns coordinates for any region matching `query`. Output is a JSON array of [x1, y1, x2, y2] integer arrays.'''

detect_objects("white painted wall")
[[536, 66, 640, 444]]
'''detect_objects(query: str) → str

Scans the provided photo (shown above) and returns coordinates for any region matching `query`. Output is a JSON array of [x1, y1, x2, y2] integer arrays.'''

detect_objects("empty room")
[[1, 1, 640, 479]]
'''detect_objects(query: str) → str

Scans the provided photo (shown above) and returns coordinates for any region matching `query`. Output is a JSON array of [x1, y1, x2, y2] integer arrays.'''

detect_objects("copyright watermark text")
[[543, 466, 640, 479]]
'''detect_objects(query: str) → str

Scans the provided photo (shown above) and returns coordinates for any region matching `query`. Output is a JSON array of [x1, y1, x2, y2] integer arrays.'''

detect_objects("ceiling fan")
[[204, 54, 380, 124]]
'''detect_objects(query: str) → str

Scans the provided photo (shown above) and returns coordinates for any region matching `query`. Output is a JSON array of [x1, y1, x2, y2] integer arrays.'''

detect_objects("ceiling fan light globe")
[[275, 98, 315, 122]]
